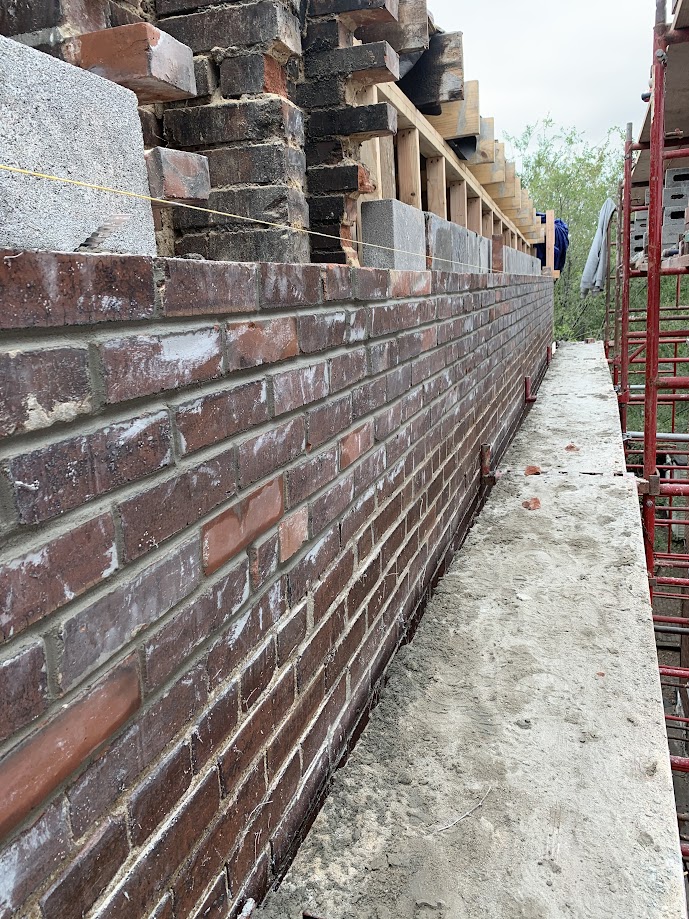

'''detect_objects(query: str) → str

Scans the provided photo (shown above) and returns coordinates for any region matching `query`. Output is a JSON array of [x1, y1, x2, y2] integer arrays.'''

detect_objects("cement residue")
[[260, 343, 687, 919]]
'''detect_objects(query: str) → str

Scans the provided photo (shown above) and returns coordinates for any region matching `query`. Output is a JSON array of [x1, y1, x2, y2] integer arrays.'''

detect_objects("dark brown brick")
[[330, 347, 367, 392], [302, 673, 347, 767], [176, 380, 269, 454], [0, 514, 118, 642], [0, 251, 155, 329], [310, 474, 354, 535], [192, 679, 239, 771], [241, 639, 276, 713], [307, 394, 352, 449], [276, 601, 308, 664], [165, 99, 303, 147], [288, 524, 340, 601], [161, 258, 257, 315], [227, 316, 298, 371], [313, 549, 354, 623], [249, 531, 280, 589], [118, 448, 236, 561], [99, 329, 223, 403], [0, 347, 91, 438], [273, 363, 329, 416], [321, 265, 353, 301], [59, 538, 200, 691], [6, 411, 172, 525], [266, 672, 325, 779], [128, 743, 193, 846], [0, 798, 71, 918], [0, 640, 48, 744], [204, 143, 305, 187], [260, 263, 322, 308], [298, 311, 347, 353], [0, 657, 141, 840], [287, 446, 338, 507], [353, 267, 389, 300], [40, 818, 129, 919], [238, 417, 305, 488], [96, 769, 220, 918]]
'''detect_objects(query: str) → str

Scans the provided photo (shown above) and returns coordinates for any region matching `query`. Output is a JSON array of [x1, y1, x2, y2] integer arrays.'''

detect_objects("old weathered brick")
[[144, 560, 249, 691], [352, 377, 387, 419], [6, 412, 172, 525], [163, 2, 301, 56], [249, 531, 279, 588], [226, 317, 298, 371], [279, 507, 309, 562], [146, 148, 210, 202], [40, 817, 129, 919], [165, 98, 303, 147], [99, 328, 223, 403], [192, 679, 239, 771], [340, 421, 375, 469], [96, 769, 220, 918], [161, 258, 258, 315], [330, 347, 368, 392], [238, 417, 305, 488], [0, 251, 155, 329], [309, 103, 397, 140], [128, 742, 193, 846], [176, 380, 269, 454], [310, 474, 354, 535], [118, 448, 236, 561], [190, 872, 229, 919], [260, 263, 322, 308], [287, 445, 339, 508], [241, 639, 276, 712], [203, 144, 305, 187], [302, 673, 347, 766], [173, 186, 308, 232], [0, 514, 118, 641], [58, 539, 201, 691], [0, 347, 91, 438], [0, 798, 72, 918], [308, 0, 398, 24], [307, 394, 352, 449], [276, 601, 307, 665], [273, 363, 329, 416], [0, 657, 141, 840], [0, 640, 48, 744], [203, 477, 284, 575], [298, 311, 347, 353], [220, 52, 287, 98], [321, 265, 353, 301]]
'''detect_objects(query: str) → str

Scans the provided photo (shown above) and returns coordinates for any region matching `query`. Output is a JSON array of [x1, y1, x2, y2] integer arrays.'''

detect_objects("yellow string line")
[[0, 162, 505, 273]]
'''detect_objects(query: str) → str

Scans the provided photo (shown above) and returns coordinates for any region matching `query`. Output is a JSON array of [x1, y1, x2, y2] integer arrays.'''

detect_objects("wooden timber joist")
[[427, 79, 480, 141]]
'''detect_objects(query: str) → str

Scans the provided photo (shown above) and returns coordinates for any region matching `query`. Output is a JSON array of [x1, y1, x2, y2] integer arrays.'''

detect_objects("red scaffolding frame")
[[609, 0, 689, 864]]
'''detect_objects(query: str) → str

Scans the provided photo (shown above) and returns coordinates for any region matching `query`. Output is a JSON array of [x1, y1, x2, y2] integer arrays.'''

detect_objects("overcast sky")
[[429, 0, 655, 153]]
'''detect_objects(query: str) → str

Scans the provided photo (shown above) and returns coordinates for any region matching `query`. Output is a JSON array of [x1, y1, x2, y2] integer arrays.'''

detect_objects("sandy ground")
[[260, 343, 687, 919]]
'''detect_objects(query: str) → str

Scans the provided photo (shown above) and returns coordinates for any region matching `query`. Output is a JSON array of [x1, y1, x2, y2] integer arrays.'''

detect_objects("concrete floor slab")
[[260, 342, 687, 919]]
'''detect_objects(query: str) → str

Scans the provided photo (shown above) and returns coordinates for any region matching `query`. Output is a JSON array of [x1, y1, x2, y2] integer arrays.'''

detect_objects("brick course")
[[0, 250, 552, 918]]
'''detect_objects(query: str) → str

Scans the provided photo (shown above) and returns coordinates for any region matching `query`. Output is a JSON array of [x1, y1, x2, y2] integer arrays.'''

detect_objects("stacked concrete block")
[[661, 168, 689, 250], [631, 209, 647, 258], [503, 246, 542, 276], [424, 213, 482, 273], [361, 198, 426, 269], [0, 35, 156, 255]]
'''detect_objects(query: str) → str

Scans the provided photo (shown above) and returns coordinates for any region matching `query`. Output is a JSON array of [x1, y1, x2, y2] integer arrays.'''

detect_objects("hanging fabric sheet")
[[580, 198, 617, 297]]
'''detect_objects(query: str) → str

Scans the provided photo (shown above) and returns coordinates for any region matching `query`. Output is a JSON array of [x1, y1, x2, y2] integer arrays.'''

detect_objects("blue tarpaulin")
[[535, 213, 569, 272]]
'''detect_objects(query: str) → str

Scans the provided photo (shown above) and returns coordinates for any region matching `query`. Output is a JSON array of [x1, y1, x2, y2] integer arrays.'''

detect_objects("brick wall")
[[0, 249, 553, 918]]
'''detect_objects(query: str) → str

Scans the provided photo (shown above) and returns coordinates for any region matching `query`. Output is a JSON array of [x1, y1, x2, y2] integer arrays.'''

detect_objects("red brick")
[[119, 448, 236, 561], [310, 474, 354, 535], [352, 377, 387, 419], [69, 22, 196, 103], [176, 380, 269, 454], [288, 524, 340, 601], [189, 873, 229, 919], [128, 742, 193, 846], [0, 798, 71, 917], [238, 417, 305, 488], [0, 640, 48, 744], [340, 421, 374, 468], [227, 316, 298, 371], [341, 487, 376, 547], [330, 346, 367, 392], [276, 601, 308, 664], [313, 550, 354, 623], [307, 394, 352, 448], [389, 269, 432, 298], [0, 657, 141, 840], [279, 506, 309, 562], [206, 578, 286, 691], [146, 147, 210, 201], [97, 769, 221, 918], [162, 258, 258, 315], [6, 412, 172, 525], [0, 514, 118, 642], [260, 263, 322, 308], [298, 310, 347, 353], [0, 347, 91, 438], [192, 679, 239, 771], [353, 446, 386, 497], [99, 328, 223, 403], [0, 251, 154, 329], [143, 560, 249, 691], [219, 667, 295, 787], [58, 539, 201, 691], [203, 477, 284, 575], [287, 446, 338, 507], [241, 639, 277, 713], [273, 362, 329, 416], [370, 299, 435, 336], [40, 817, 129, 919]]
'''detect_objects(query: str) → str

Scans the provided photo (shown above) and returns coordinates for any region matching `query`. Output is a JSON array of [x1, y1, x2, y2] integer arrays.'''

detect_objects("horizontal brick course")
[[0, 252, 553, 918]]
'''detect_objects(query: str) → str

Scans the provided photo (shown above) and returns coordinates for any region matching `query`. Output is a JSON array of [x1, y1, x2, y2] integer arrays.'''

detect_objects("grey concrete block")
[[503, 247, 541, 276], [666, 166, 689, 188], [360, 198, 426, 270], [664, 185, 689, 207], [425, 213, 483, 273], [479, 235, 492, 274], [0, 36, 156, 256]]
